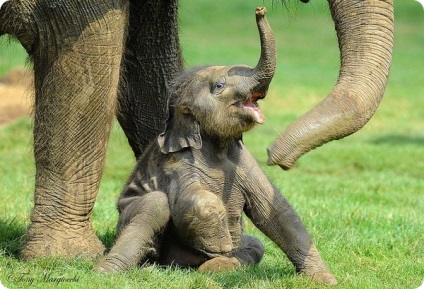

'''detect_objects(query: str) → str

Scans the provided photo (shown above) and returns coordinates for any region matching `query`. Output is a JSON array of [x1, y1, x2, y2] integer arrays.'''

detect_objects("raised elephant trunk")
[[248, 7, 277, 96], [267, 0, 394, 169]]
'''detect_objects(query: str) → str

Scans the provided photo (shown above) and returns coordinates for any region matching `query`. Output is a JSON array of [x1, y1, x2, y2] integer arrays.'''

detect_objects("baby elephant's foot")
[[94, 262, 116, 274], [198, 256, 241, 273], [94, 255, 128, 274], [299, 245, 338, 285], [300, 268, 337, 286]]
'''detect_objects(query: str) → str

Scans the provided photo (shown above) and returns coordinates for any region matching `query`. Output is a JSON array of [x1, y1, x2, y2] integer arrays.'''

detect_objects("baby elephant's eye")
[[211, 77, 226, 94], [215, 82, 225, 89]]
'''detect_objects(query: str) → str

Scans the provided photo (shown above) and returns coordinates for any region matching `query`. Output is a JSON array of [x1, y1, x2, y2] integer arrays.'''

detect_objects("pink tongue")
[[244, 104, 265, 124]]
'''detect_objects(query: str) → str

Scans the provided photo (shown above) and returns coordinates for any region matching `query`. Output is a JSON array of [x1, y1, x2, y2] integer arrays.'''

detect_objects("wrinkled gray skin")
[[0, 0, 393, 285], [96, 9, 336, 285]]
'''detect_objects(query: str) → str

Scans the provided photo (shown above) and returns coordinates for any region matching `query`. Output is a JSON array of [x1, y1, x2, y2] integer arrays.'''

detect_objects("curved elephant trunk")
[[248, 7, 277, 95], [267, 0, 394, 169], [0, 1, 36, 53]]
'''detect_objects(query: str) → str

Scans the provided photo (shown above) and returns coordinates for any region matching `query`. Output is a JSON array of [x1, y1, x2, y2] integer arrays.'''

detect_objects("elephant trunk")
[[248, 7, 277, 96], [0, 0, 36, 53], [267, 0, 394, 169]]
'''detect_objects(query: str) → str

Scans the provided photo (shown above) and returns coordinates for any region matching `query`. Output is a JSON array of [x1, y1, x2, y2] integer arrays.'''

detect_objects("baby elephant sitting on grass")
[[96, 7, 337, 285]]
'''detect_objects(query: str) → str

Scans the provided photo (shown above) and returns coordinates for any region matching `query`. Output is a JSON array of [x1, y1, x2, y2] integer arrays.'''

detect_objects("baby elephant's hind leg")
[[230, 234, 264, 265], [198, 235, 264, 273], [95, 191, 170, 273]]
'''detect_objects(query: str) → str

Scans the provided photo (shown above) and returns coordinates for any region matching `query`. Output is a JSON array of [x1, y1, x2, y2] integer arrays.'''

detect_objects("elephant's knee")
[[191, 194, 227, 223], [117, 191, 170, 235], [174, 191, 232, 253], [177, 192, 227, 232]]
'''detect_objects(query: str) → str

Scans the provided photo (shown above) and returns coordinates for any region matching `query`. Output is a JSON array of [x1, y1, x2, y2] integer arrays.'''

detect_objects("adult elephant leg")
[[117, 0, 183, 157], [18, 0, 128, 259]]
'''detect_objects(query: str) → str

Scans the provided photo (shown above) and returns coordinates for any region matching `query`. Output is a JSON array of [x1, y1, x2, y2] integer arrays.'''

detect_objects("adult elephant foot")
[[20, 221, 105, 260]]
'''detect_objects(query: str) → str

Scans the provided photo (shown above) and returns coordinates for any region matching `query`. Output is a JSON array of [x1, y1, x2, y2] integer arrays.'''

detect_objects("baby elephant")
[[96, 8, 337, 285]]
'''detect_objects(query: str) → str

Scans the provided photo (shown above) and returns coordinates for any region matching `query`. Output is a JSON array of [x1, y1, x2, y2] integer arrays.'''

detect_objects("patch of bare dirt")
[[0, 68, 33, 127]]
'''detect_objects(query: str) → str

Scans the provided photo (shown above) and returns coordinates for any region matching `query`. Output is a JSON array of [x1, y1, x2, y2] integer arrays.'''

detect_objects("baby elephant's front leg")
[[95, 191, 170, 273], [172, 189, 232, 254]]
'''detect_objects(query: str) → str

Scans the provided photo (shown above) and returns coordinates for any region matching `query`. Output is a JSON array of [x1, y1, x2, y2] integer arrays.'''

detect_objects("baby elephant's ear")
[[158, 108, 202, 154]]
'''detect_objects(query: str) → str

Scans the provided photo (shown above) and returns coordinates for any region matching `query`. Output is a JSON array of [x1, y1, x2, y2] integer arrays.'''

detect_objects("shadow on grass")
[[371, 135, 424, 146], [146, 261, 294, 288], [209, 263, 294, 288], [0, 218, 26, 259]]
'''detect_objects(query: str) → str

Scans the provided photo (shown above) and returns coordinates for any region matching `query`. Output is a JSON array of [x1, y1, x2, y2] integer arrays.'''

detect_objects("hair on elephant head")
[[96, 8, 337, 286]]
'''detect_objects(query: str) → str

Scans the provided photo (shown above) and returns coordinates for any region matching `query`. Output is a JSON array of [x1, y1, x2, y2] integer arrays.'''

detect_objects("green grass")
[[1, 0, 423, 288], [0, 38, 28, 76]]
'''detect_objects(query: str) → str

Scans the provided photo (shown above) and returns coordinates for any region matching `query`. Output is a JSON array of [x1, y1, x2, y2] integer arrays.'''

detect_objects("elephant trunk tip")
[[255, 7, 267, 16], [266, 146, 295, 170]]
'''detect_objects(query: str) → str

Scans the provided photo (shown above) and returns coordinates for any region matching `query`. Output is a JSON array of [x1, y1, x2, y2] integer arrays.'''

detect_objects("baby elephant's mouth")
[[240, 92, 265, 124]]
